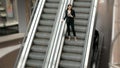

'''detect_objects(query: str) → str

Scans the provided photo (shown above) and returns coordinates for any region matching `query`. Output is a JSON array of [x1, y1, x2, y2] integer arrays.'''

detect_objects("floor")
[[0, 44, 21, 68], [0, 48, 20, 68], [0, 33, 23, 68], [0, 44, 21, 58]]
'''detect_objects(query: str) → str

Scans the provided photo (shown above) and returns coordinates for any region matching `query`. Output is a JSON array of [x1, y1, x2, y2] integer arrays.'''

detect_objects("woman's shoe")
[[68, 36, 71, 40], [74, 36, 77, 41]]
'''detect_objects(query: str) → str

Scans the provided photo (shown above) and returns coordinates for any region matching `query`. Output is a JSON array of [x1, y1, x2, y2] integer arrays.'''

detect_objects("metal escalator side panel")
[[15, 0, 46, 68], [47, 0, 69, 68], [82, 0, 99, 68], [54, 1, 74, 68], [45, 0, 75, 68]]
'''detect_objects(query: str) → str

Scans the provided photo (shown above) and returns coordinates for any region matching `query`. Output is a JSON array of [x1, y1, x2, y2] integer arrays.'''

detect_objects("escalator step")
[[59, 60, 81, 68], [39, 20, 54, 26], [31, 45, 47, 52], [33, 39, 49, 45], [45, 3, 59, 8], [63, 45, 83, 54], [28, 52, 45, 60], [26, 60, 43, 67], [35, 32, 51, 39], [65, 40, 84, 46], [75, 19, 88, 26], [75, 26, 87, 33], [75, 13, 89, 20], [74, 2, 91, 8], [37, 26, 52, 32], [67, 32, 86, 40], [76, 33, 86, 39], [61, 53, 82, 62], [74, 7, 90, 14], [47, 0, 59, 3], [41, 14, 56, 20], [43, 8, 57, 14]]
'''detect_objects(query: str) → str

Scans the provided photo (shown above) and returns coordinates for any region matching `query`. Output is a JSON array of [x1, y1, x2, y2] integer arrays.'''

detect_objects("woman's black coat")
[[63, 9, 76, 22]]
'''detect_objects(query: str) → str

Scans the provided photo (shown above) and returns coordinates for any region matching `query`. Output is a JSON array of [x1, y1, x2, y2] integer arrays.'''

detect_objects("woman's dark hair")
[[67, 4, 72, 10], [68, 4, 72, 7]]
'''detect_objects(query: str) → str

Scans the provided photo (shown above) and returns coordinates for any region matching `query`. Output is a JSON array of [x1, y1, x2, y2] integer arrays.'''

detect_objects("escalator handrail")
[[14, 0, 46, 68], [52, 0, 74, 68], [49, 0, 69, 68], [42, 0, 68, 68], [82, 0, 99, 68], [44, 0, 74, 68]]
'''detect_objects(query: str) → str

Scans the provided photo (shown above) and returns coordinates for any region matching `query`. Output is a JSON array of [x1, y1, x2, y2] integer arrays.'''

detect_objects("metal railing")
[[50, 0, 69, 68], [44, 0, 73, 68], [82, 0, 99, 68], [43, 0, 68, 68], [14, 0, 46, 68]]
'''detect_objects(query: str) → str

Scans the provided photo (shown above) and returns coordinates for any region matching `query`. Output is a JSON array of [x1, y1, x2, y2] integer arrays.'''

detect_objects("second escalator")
[[59, 0, 92, 68]]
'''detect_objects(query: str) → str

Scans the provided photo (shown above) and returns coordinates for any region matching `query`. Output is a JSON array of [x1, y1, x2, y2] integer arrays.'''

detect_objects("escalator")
[[25, 0, 60, 67], [58, 0, 98, 68], [15, 0, 62, 68], [15, 0, 98, 68]]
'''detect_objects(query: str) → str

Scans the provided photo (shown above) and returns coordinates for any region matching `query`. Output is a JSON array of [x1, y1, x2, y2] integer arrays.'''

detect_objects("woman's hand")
[[70, 14, 73, 17], [61, 20, 64, 23], [68, 14, 73, 18]]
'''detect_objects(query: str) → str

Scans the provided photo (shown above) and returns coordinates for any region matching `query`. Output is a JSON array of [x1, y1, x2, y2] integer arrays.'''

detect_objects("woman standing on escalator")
[[62, 4, 77, 40]]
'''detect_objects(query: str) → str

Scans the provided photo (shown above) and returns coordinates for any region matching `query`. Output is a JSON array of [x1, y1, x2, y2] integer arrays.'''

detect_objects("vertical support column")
[[17, 0, 27, 33]]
